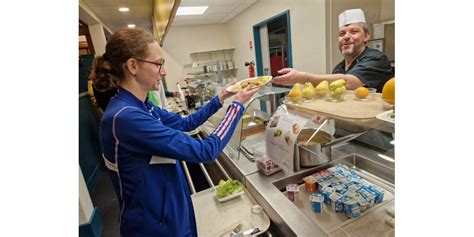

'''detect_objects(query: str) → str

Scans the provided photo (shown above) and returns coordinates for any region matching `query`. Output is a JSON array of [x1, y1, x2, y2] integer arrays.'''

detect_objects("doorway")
[[253, 10, 292, 77], [252, 11, 292, 112]]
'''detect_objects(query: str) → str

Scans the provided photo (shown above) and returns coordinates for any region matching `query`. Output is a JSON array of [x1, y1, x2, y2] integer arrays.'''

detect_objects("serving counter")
[[192, 187, 271, 237], [193, 85, 395, 236]]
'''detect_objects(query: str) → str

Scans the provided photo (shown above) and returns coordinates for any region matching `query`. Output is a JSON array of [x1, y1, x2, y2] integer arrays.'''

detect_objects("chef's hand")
[[233, 85, 261, 105], [271, 68, 304, 85], [218, 80, 238, 103]]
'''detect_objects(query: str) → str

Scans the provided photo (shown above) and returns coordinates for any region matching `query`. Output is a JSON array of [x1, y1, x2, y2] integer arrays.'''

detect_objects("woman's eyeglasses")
[[134, 58, 165, 72]]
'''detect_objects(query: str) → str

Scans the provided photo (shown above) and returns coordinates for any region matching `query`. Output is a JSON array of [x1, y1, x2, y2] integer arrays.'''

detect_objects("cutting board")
[[285, 91, 386, 119]]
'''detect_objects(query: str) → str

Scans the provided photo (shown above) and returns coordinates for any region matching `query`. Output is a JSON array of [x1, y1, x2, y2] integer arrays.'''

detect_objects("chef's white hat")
[[338, 9, 366, 27]]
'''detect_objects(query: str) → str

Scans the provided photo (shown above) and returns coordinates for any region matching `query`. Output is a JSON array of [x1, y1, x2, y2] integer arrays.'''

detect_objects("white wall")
[[380, 0, 395, 22], [161, 49, 183, 92], [227, 0, 328, 77], [162, 24, 232, 91], [89, 23, 107, 55]]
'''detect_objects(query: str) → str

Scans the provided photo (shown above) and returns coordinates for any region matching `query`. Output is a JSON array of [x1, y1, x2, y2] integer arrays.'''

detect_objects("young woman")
[[89, 28, 260, 237]]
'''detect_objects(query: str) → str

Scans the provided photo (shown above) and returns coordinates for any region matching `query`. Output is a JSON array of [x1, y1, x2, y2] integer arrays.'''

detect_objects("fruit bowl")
[[326, 79, 346, 102], [354, 87, 376, 101], [314, 91, 328, 100], [381, 77, 395, 107], [302, 97, 315, 103], [285, 96, 302, 104], [302, 82, 316, 102], [315, 81, 329, 99], [326, 89, 346, 102], [382, 98, 394, 110], [354, 96, 375, 102]]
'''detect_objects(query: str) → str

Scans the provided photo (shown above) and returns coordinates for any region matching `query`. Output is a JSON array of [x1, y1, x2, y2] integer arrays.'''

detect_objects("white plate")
[[226, 76, 272, 92], [353, 96, 375, 102], [217, 190, 244, 202], [376, 110, 395, 124]]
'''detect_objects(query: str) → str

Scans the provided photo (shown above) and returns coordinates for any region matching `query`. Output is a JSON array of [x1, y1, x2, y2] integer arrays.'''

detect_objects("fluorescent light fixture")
[[127, 24, 136, 28], [119, 7, 129, 12], [176, 6, 208, 15]]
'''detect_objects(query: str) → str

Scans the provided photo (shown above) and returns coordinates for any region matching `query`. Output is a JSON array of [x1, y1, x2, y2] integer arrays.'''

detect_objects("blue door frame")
[[252, 10, 293, 76]]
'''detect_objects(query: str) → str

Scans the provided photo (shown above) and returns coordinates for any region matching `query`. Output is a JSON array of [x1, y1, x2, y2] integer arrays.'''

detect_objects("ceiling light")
[[127, 24, 136, 28], [119, 7, 129, 12], [176, 6, 208, 15]]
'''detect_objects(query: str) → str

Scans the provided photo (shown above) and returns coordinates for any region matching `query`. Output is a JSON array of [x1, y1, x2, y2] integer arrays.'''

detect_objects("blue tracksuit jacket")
[[99, 88, 244, 236]]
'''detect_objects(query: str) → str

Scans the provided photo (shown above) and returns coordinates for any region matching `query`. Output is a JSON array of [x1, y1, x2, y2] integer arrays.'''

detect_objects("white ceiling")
[[80, 0, 256, 33], [174, 0, 256, 26]]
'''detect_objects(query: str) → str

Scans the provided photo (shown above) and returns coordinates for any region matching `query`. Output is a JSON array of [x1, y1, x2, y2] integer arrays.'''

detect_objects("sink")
[[272, 154, 395, 236]]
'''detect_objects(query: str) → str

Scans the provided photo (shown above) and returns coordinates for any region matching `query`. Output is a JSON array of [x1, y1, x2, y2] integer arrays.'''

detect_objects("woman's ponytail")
[[89, 54, 119, 92]]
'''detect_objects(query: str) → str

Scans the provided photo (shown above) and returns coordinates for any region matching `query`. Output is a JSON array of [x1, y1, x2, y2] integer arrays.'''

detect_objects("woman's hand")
[[218, 80, 238, 103], [271, 68, 304, 85], [233, 85, 261, 105]]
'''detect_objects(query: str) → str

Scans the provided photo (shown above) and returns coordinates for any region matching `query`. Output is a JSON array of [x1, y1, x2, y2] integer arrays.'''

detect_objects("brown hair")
[[89, 27, 156, 91]]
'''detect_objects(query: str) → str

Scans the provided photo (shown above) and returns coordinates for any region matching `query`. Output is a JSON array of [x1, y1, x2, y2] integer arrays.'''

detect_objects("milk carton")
[[320, 186, 334, 204], [368, 185, 385, 204], [344, 198, 361, 219], [310, 193, 324, 214], [358, 188, 376, 208]]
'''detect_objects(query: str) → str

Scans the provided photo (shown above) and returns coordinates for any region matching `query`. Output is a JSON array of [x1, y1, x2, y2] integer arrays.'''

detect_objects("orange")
[[355, 87, 369, 99], [382, 77, 395, 105]]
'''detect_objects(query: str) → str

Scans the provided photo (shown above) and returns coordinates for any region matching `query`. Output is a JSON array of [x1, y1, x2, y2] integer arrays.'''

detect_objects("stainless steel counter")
[[191, 187, 271, 237], [243, 144, 394, 236], [198, 110, 395, 237]]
